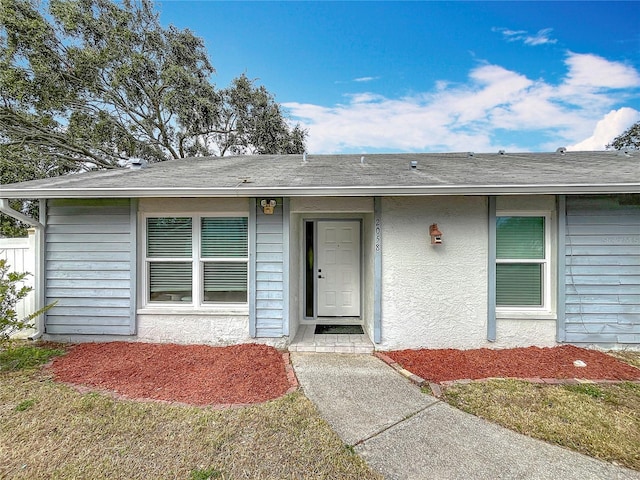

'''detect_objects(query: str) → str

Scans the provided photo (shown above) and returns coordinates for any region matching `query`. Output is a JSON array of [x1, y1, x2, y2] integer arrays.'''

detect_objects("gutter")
[[2, 183, 640, 199], [0, 199, 45, 339]]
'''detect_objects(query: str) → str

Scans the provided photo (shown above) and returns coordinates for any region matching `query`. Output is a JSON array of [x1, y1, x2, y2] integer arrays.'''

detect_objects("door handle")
[[318, 274, 324, 279]]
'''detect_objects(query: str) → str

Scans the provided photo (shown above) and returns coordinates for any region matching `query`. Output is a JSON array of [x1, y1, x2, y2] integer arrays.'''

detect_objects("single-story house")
[[1, 151, 639, 350]]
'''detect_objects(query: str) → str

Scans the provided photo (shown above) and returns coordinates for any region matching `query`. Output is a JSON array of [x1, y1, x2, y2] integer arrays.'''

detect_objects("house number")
[[375, 217, 382, 252]]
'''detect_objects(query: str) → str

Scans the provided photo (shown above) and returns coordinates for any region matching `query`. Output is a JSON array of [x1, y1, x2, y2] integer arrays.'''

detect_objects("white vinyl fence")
[[0, 229, 37, 337]]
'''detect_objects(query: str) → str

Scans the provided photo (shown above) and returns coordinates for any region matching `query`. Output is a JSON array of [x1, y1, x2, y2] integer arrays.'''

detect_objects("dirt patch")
[[386, 345, 640, 383], [50, 342, 294, 406]]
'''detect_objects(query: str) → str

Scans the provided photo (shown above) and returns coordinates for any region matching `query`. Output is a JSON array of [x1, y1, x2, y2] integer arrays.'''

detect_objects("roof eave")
[[3, 183, 640, 199]]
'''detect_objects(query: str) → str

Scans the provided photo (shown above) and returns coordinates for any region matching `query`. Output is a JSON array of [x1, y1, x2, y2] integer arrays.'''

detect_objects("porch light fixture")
[[429, 223, 443, 245], [260, 199, 277, 215]]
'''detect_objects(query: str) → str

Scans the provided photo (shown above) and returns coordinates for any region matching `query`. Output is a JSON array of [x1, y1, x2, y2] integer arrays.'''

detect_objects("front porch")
[[288, 324, 374, 353]]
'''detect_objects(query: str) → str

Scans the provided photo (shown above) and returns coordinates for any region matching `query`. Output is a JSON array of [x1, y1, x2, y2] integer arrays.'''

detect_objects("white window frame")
[[140, 212, 249, 312], [496, 211, 553, 318]]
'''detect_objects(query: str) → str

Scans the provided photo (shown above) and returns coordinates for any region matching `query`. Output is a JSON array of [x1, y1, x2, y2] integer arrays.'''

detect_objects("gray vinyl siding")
[[252, 199, 288, 337], [565, 195, 640, 345], [45, 199, 135, 335]]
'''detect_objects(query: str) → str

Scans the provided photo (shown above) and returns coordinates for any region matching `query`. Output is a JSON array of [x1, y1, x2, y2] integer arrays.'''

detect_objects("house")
[[1, 151, 639, 351]]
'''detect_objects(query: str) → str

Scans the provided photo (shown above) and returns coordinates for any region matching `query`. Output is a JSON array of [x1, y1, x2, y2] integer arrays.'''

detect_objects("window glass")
[[496, 215, 545, 308], [201, 217, 248, 257], [146, 215, 248, 305], [147, 218, 192, 257], [496, 263, 542, 306], [149, 262, 192, 302], [496, 216, 544, 259], [203, 262, 248, 303]]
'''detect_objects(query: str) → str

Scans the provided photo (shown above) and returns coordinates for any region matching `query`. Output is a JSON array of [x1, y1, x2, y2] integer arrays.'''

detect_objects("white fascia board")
[[3, 183, 640, 198]]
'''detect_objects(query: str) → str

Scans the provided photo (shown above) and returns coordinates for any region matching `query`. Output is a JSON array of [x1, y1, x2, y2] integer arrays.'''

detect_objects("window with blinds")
[[201, 217, 248, 303], [496, 216, 546, 307], [145, 216, 248, 305]]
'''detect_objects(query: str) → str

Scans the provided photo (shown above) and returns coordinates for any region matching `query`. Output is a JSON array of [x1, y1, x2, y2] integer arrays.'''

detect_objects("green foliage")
[[15, 398, 36, 411], [564, 383, 606, 400], [0, 259, 55, 343], [0, 259, 34, 341], [0, 145, 73, 236], [189, 468, 222, 480], [0, 0, 306, 235], [215, 74, 307, 156], [0, 344, 65, 371], [608, 121, 640, 150], [0, 0, 306, 172]]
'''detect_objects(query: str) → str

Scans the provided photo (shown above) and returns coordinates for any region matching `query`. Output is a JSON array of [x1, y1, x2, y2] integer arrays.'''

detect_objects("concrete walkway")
[[291, 353, 640, 480]]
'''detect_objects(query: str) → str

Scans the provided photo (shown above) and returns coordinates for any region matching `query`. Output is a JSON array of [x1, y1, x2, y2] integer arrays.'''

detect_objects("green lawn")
[[442, 368, 640, 471], [0, 343, 381, 480]]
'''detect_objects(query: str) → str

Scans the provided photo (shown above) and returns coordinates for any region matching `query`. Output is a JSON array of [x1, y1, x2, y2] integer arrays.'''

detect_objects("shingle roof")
[[2, 151, 639, 198]]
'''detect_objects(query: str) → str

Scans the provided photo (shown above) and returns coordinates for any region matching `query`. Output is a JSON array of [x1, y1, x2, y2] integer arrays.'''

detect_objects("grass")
[[0, 344, 381, 480], [0, 341, 66, 371], [442, 376, 640, 471]]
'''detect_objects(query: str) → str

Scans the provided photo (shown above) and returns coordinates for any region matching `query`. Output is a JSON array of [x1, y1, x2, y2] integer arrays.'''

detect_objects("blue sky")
[[157, 1, 640, 154]]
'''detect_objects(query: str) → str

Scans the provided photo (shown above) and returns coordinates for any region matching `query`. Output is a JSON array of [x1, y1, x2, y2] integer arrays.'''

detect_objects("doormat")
[[314, 324, 364, 335]]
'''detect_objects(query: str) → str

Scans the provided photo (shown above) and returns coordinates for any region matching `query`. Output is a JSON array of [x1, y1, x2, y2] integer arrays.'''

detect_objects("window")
[[145, 216, 248, 305], [496, 215, 549, 309]]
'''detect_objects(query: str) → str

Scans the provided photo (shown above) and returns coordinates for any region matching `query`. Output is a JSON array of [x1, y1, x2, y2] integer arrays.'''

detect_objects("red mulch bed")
[[50, 342, 293, 406], [386, 345, 640, 383]]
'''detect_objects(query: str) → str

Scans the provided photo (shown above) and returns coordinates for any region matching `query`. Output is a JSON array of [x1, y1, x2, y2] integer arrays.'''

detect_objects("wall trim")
[[374, 197, 382, 343], [248, 198, 257, 337], [487, 196, 497, 342], [556, 195, 566, 342]]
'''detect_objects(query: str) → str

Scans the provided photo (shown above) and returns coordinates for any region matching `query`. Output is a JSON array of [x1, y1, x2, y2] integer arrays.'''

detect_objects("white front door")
[[317, 221, 361, 317]]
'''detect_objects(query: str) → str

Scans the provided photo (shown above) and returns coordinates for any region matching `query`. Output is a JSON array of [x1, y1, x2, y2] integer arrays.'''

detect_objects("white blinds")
[[496, 216, 545, 307]]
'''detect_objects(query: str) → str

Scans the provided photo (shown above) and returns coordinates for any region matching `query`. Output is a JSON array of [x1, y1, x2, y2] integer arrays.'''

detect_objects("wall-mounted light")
[[260, 199, 277, 215], [429, 223, 443, 245]]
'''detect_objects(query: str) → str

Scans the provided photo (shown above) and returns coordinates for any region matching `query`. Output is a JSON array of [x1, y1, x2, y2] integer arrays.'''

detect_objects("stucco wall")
[[135, 313, 288, 347], [288, 213, 301, 341], [138, 197, 249, 214], [289, 196, 375, 332], [290, 196, 374, 213], [378, 195, 557, 350], [362, 213, 376, 339], [134, 197, 270, 345], [495, 195, 557, 347]]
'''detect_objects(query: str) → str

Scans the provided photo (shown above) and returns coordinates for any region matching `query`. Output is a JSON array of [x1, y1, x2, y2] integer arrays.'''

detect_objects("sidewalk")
[[291, 353, 640, 480]]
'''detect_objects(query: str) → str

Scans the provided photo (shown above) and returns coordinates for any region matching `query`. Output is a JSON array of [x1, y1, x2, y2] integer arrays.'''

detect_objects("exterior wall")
[[494, 195, 558, 347], [138, 197, 248, 214], [379, 196, 489, 350], [289, 196, 375, 332], [135, 197, 256, 345], [136, 313, 287, 347], [565, 195, 640, 346], [288, 212, 301, 341], [253, 199, 287, 337], [45, 199, 135, 335], [378, 195, 558, 350], [362, 212, 376, 340], [290, 197, 374, 214]]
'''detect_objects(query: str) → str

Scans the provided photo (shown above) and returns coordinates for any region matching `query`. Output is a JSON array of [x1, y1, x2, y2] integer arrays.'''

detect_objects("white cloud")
[[286, 53, 640, 153], [353, 76, 379, 83], [564, 53, 640, 89], [493, 27, 557, 46], [568, 107, 640, 151], [334, 76, 380, 85]]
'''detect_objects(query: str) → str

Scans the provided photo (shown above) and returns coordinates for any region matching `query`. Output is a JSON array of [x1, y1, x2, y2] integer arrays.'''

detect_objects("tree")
[[0, 145, 73, 236], [0, 0, 306, 236], [215, 75, 307, 156], [0, 0, 306, 171], [607, 121, 640, 150]]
